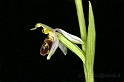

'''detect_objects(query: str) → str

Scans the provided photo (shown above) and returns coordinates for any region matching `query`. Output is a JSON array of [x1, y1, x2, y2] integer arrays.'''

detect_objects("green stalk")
[[75, 0, 95, 82], [75, 0, 87, 81], [75, 0, 86, 52]]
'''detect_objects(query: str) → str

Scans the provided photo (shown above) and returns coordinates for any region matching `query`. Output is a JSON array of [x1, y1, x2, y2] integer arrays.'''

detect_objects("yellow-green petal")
[[57, 32, 85, 64], [30, 23, 53, 34]]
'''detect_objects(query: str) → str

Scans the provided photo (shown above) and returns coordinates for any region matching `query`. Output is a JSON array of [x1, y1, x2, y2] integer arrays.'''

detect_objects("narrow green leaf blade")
[[85, 1, 96, 82], [57, 32, 85, 64], [86, 1, 96, 69]]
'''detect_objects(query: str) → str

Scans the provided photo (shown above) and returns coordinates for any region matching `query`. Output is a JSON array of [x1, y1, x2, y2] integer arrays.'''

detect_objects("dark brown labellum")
[[44, 39, 53, 49], [40, 39, 53, 56]]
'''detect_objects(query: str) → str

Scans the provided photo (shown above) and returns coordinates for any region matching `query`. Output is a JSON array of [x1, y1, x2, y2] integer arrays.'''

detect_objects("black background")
[[0, 0, 123, 82]]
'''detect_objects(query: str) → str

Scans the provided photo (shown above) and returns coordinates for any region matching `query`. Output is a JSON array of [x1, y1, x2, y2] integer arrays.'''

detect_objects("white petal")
[[58, 42, 67, 55], [55, 28, 84, 44], [47, 32, 59, 60]]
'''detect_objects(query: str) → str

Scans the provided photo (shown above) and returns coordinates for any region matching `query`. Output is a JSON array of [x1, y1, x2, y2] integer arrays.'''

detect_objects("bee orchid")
[[30, 23, 84, 60]]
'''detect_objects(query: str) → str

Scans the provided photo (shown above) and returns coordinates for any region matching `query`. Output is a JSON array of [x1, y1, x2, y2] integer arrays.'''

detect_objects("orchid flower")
[[30, 1, 95, 82], [30, 23, 84, 60]]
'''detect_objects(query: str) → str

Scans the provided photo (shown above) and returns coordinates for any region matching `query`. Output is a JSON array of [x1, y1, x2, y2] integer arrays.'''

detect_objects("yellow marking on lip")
[[43, 29, 53, 34]]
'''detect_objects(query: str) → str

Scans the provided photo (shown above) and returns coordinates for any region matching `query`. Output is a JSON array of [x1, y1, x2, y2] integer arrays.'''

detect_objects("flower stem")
[[75, 0, 86, 52], [75, 0, 87, 82], [75, 0, 95, 82]]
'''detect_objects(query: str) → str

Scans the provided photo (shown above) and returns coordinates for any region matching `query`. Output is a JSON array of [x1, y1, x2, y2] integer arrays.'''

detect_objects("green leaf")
[[85, 1, 96, 82], [57, 32, 85, 64]]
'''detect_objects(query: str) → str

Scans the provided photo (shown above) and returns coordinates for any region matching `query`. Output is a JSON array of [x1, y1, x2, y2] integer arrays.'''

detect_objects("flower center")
[[40, 33, 54, 56]]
